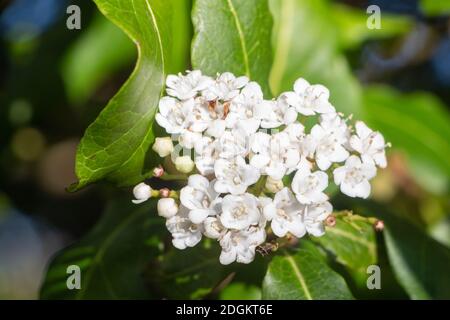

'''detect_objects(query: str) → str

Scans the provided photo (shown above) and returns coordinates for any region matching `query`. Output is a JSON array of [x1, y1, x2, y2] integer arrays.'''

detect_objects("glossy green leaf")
[[71, 0, 190, 191], [192, 0, 273, 96], [40, 199, 164, 299], [262, 241, 354, 300], [148, 242, 227, 299], [361, 204, 450, 299], [148, 241, 267, 299], [363, 86, 450, 194], [313, 213, 377, 281], [269, 0, 362, 116], [62, 13, 136, 105]]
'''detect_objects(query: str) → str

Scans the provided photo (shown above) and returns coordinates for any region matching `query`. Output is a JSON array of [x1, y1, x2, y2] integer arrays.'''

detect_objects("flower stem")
[[159, 173, 188, 181]]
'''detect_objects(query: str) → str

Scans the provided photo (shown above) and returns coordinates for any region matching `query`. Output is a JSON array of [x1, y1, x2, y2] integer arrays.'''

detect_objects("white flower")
[[302, 201, 332, 237], [144, 71, 389, 263], [156, 97, 211, 141], [180, 175, 221, 224], [350, 121, 387, 168], [166, 70, 212, 100], [283, 123, 316, 159], [203, 216, 226, 239], [249, 131, 271, 171], [157, 198, 179, 218], [132, 182, 152, 204], [226, 82, 263, 134], [156, 97, 194, 134], [310, 113, 350, 170], [194, 136, 221, 175], [232, 81, 263, 110], [253, 98, 297, 129], [166, 206, 203, 249], [178, 130, 202, 149], [333, 155, 377, 198], [152, 137, 174, 157], [291, 159, 328, 204], [284, 123, 305, 144], [283, 78, 335, 116], [267, 132, 300, 179], [220, 193, 261, 230], [218, 126, 249, 159], [205, 118, 226, 138], [202, 98, 228, 138], [202, 72, 248, 101], [219, 226, 266, 265], [263, 188, 305, 237], [175, 156, 195, 173], [249, 131, 300, 180], [319, 112, 350, 138], [214, 157, 260, 194]]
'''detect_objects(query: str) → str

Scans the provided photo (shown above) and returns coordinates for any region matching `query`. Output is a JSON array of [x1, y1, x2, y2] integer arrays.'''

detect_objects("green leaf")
[[420, 0, 450, 16], [430, 216, 450, 248], [71, 0, 190, 191], [366, 205, 450, 299], [220, 283, 261, 300], [40, 199, 164, 299], [148, 242, 228, 299], [262, 241, 354, 300], [269, 0, 362, 116], [312, 213, 377, 282], [331, 4, 412, 50], [168, 0, 193, 73], [62, 13, 136, 105], [363, 86, 450, 194], [148, 241, 267, 299], [192, 0, 273, 96]]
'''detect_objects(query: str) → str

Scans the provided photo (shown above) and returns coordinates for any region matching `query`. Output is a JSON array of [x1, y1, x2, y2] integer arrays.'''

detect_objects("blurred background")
[[0, 0, 449, 299]]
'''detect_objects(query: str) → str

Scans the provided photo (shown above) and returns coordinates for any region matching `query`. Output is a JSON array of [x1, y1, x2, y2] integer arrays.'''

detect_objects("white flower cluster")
[[134, 70, 388, 265]]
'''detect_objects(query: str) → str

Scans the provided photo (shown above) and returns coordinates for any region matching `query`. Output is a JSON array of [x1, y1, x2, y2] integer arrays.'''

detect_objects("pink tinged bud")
[[374, 220, 384, 232], [159, 188, 170, 198], [153, 166, 164, 178], [325, 215, 336, 227]]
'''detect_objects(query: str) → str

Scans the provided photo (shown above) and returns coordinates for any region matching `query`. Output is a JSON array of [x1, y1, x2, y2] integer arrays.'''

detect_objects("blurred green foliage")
[[62, 13, 136, 105], [420, 0, 450, 16], [1, 0, 448, 300]]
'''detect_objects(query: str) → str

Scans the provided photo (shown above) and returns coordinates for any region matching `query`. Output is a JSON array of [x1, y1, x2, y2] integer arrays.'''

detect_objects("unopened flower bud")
[[132, 182, 152, 204], [159, 188, 170, 198], [152, 137, 174, 157], [157, 198, 178, 218], [265, 177, 284, 193], [153, 165, 164, 178], [175, 156, 194, 173], [374, 220, 384, 232], [325, 215, 336, 227]]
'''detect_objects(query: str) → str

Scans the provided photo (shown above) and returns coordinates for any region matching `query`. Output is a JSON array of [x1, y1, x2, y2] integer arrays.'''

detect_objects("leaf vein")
[[226, 0, 250, 77]]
